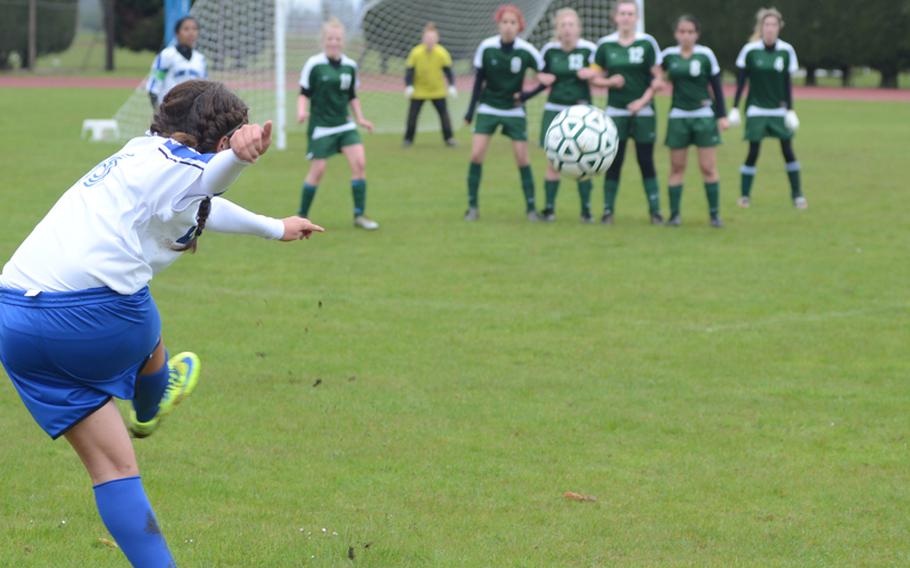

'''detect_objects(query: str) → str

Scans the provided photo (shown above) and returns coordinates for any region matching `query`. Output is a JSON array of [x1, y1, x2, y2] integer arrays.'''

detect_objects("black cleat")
[[580, 211, 593, 224], [540, 207, 556, 222], [600, 211, 614, 225], [666, 214, 681, 227], [650, 212, 664, 225], [710, 215, 724, 228]]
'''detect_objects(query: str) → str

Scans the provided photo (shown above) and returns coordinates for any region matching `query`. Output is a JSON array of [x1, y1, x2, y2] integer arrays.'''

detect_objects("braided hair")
[[150, 80, 248, 252]]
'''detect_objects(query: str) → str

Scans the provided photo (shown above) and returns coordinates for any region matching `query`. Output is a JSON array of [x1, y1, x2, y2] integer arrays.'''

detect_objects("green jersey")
[[473, 36, 544, 112], [539, 39, 596, 107], [736, 39, 798, 114], [661, 45, 720, 116], [594, 32, 662, 111], [299, 53, 358, 129]]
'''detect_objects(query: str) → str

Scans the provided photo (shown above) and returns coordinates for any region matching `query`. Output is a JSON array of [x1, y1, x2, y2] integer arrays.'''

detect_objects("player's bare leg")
[[667, 148, 688, 226], [342, 143, 378, 230], [466, 134, 491, 220], [698, 146, 722, 227], [512, 140, 538, 220], [66, 401, 174, 565], [299, 159, 327, 217]]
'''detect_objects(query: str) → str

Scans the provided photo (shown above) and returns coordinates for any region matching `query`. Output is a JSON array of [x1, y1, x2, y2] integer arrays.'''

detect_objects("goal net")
[[111, 0, 640, 149]]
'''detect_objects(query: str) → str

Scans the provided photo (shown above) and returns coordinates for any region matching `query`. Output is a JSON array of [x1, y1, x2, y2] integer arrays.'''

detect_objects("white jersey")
[[147, 46, 207, 103], [0, 136, 282, 296]]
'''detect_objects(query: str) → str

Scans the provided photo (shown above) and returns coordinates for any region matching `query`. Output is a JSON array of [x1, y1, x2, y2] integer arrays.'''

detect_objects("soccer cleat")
[[464, 207, 479, 221], [600, 211, 614, 225], [794, 196, 808, 209], [666, 214, 681, 226], [737, 196, 751, 208], [129, 352, 201, 439], [650, 212, 664, 225], [526, 210, 541, 222], [445, 138, 458, 147], [710, 215, 724, 228], [580, 212, 593, 224], [402, 140, 413, 148], [540, 208, 556, 222], [354, 215, 380, 230]]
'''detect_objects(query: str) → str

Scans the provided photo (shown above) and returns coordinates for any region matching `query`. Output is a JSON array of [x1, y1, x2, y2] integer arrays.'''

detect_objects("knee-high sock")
[[740, 166, 756, 197], [544, 179, 559, 210], [704, 181, 720, 217], [643, 177, 660, 214], [741, 142, 761, 197], [603, 179, 619, 213], [351, 179, 366, 216], [786, 161, 802, 198], [467, 162, 482, 208], [577, 179, 592, 216], [94, 476, 174, 568], [519, 165, 535, 211], [132, 353, 169, 423], [299, 183, 317, 217], [669, 184, 683, 216]]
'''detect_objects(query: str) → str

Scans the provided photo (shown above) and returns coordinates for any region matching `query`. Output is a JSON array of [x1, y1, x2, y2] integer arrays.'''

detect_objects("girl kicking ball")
[[0, 80, 322, 567]]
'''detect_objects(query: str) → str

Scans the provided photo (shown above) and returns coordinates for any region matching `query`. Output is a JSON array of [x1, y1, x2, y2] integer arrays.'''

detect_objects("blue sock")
[[132, 352, 170, 422], [94, 476, 174, 567]]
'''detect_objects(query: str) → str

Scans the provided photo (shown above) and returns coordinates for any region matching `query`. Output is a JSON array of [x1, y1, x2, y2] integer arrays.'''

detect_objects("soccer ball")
[[544, 105, 619, 179]]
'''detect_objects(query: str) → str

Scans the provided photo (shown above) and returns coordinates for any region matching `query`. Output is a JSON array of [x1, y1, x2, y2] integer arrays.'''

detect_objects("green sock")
[[786, 161, 802, 198], [519, 165, 535, 211], [299, 183, 317, 217], [643, 177, 660, 214], [603, 179, 619, 213], [351, 179, 366, 216], [669, 184, 683, 216], [467, 162, 482, 208], [544, 180, 559, 210], [577, 179, 592, 216], [740, 165, 756, 197], [704, 181, 720, 217]]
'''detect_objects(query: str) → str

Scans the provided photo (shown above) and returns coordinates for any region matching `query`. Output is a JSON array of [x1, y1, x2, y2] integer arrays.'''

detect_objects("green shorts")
[[665, 117, 720, 149], [474, 112, 528, 141], [306, 127, 362, 160], [611, 115, 657, 144], [745, 115, 793, 142]]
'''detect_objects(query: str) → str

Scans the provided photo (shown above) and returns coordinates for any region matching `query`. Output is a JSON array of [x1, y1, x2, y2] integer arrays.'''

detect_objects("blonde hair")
[[750, 7, 784, 41], [321, 16, 345, 38], [553, 7, 581, 41]]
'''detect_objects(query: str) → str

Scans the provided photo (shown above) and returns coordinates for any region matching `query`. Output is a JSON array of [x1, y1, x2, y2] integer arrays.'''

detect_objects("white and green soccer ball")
[[544, 104, 619, 179]]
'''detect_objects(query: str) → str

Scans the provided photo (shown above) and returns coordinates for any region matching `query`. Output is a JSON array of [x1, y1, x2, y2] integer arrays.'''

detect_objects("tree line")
[[643, 0, 910, 87], [2, 0, 908, 87]]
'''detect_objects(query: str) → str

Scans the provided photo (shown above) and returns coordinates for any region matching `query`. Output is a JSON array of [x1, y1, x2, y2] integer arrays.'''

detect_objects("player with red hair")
[[463, 4, 553, 222]]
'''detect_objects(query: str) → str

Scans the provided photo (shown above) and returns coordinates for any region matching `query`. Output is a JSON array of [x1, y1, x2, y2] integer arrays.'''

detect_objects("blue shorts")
[[0, 286, 161, 438]]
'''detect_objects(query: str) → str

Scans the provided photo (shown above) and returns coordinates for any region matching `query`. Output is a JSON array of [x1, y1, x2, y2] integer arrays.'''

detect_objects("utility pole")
[[27, 0, 37, 69], [102, 0, 115, 71]]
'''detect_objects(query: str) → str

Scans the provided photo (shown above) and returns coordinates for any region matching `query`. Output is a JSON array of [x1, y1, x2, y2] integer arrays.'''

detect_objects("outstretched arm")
[[207, 197, 325, 240]]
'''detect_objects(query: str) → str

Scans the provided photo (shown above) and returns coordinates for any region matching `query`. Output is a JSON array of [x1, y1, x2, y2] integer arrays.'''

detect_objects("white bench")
[[81, 119, 120, 142]]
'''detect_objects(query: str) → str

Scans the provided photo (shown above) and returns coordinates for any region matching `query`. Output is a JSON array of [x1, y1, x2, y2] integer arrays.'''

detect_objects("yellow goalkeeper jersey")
[[406, 44, 452, 100]]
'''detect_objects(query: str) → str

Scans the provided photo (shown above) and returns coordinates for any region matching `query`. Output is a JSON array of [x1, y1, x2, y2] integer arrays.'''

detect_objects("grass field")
[[0, 87, 909, 567]]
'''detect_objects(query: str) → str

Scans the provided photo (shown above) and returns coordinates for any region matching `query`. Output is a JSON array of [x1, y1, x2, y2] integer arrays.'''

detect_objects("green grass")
[[1, 87, 909, 567], [30, 33, 156, 77]]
